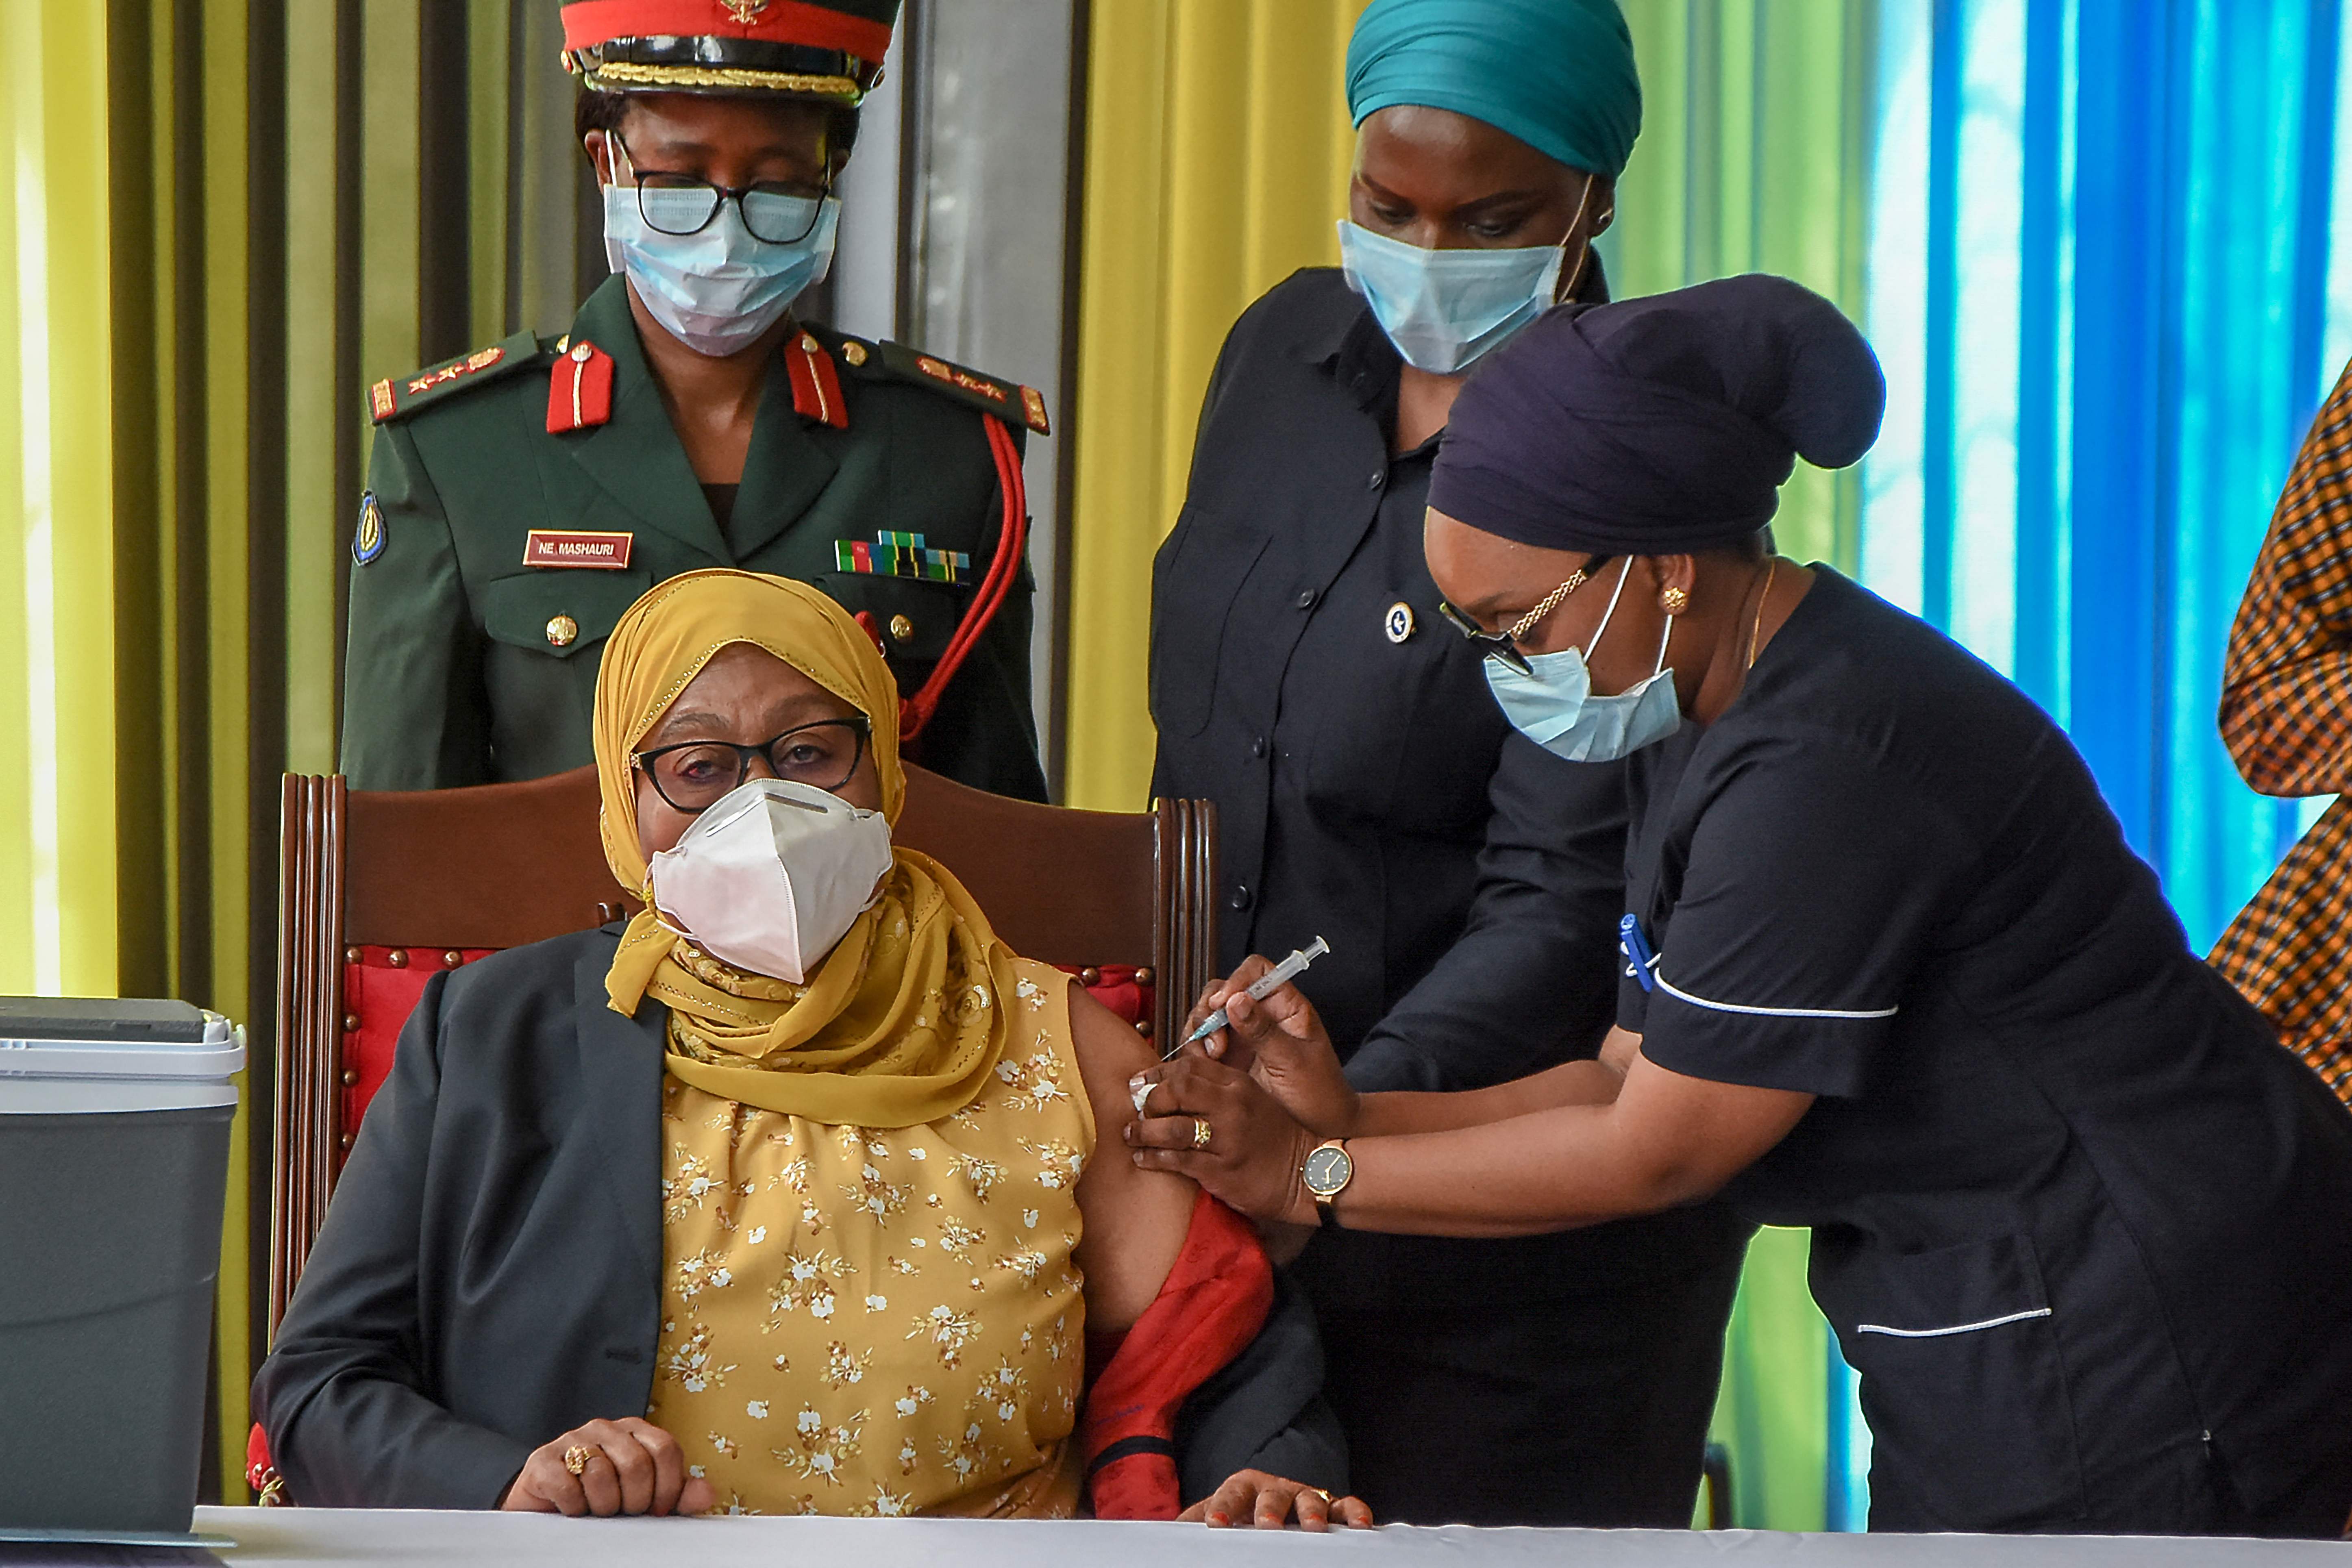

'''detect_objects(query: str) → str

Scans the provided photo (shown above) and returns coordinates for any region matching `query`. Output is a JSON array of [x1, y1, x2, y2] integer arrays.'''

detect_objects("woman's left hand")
[[1125, 1055, 1319, 1226], [1181, 1470, 1375, 1530], [1176, 958, 1360, 1138]]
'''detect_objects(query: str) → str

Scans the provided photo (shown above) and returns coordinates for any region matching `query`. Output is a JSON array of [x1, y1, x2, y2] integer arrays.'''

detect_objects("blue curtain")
[[1862, 0, 2346, 957], [1823, 0, 2349, 1521]]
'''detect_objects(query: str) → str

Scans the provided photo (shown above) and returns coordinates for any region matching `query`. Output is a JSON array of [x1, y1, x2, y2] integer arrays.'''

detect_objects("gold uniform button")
[[570, 341, 592, 363], [888, 613, 915, 643], [546, 613, 579, 648], [842, 340, 869, 367]]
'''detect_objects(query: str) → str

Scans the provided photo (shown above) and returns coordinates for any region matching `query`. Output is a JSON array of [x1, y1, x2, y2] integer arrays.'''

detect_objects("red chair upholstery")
[[334, 951, 1148, 1164]]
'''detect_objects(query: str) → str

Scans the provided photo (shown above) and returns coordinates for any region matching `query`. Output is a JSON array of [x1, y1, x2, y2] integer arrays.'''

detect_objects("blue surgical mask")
[[1483, 559, 1684, 763], [603, 183, 840, 359], [1338, 220, 1563, 374]]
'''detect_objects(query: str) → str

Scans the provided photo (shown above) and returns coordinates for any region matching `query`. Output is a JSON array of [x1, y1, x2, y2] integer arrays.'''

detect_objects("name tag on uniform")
[[522, 529, 633, 569]]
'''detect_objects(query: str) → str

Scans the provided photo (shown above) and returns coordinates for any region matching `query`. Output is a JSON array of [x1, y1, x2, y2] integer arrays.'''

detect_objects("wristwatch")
[[1301, 1139, 1353, 1228]]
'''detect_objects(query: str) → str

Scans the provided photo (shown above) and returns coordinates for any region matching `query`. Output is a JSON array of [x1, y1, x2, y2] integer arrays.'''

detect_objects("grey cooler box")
[[0, 997, 244, 1533]]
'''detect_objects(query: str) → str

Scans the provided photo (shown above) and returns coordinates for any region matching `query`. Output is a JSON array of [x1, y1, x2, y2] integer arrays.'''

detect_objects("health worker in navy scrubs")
[[1147, 0, 1749, 1529], [1132, 275, 2352, 1537]]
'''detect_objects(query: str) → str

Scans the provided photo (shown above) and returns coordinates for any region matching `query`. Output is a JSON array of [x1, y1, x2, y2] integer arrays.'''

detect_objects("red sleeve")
[[1079, 1192, 1275, 1519]]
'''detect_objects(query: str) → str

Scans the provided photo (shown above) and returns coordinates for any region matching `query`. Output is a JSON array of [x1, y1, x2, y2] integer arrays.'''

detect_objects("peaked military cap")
[[561, 0, 900, 104]]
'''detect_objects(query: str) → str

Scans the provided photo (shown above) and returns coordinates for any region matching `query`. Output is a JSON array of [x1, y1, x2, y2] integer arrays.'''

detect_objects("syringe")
[[1169, 936, 1332, 1058]]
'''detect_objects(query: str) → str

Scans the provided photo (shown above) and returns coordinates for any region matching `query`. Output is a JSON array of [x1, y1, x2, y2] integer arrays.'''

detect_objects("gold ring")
[[563, 1444, 594, 1476], [1192, 1118, 1213, 1149], [1309, 1487, 1334, 1504]]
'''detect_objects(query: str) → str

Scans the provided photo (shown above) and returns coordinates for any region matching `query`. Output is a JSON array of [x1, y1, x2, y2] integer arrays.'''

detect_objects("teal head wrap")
[[1345, 0, 1641, 179]]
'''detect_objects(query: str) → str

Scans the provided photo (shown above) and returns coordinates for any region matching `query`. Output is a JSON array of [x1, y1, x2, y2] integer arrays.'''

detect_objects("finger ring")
[[1131, 1080, 1153, 1117], [1192, 1118, 1213, 1149], [1308, 1487, 1333, 1504], [563, 1444, 593, 1476]]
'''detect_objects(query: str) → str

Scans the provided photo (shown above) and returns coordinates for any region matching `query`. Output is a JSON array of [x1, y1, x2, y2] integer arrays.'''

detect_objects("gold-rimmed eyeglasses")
[[1437, 555, 1617, 676]]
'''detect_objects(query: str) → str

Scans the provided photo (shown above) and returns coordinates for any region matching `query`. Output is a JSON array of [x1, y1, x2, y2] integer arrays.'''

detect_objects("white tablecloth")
[[189, 1507, 2349, 1566]]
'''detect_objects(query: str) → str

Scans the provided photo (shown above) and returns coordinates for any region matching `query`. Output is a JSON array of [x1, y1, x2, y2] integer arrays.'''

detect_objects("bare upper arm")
[[1068, 983, 1198, 1330], [1603, 1050, 1815, 1210]]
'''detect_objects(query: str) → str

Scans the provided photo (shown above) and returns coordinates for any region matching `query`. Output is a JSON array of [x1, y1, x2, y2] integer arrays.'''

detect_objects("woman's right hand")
[[500, 1418, 715, 1516], [1181, 1469, 1375, 1530], [1179, 958, 1360, 1138]]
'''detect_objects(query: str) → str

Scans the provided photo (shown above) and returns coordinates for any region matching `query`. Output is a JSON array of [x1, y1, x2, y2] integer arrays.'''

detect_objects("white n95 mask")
[[647, 778, 894, 983]]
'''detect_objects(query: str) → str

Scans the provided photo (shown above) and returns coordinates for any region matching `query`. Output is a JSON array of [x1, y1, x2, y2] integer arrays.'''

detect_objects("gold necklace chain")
[[1743, 558, 1778, 671]]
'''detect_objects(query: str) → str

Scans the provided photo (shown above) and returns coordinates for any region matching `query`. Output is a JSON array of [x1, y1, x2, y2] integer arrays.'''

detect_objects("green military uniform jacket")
[[341, 275, 1048, 799]]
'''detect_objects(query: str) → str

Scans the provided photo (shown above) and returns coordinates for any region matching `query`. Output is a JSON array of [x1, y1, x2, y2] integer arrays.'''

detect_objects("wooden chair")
[[267, 764, 1216, 1335]]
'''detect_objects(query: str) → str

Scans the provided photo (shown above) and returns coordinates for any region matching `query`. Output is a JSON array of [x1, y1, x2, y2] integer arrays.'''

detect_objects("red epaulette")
[[785, 331, 850, 430], [546, 338, 615, 433]]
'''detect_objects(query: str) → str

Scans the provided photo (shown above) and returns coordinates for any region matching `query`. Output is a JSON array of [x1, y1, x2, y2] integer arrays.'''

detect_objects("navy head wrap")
[[1428, 274, 1885, 555], [1346, 0, 1641, 178]]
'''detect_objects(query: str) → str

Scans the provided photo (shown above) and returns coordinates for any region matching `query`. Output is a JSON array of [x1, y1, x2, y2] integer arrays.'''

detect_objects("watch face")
[[1303, 1143, 1353, 1198]]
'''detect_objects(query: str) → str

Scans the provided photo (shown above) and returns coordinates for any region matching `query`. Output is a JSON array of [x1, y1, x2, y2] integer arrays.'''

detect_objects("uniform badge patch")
[[833, 530, 969, 584], [353, 491, 387, 565], [522, 529, 633, 569]]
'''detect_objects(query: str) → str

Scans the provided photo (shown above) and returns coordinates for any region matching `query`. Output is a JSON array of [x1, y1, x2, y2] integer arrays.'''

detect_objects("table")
[[190, 1507, 2348, 1566]]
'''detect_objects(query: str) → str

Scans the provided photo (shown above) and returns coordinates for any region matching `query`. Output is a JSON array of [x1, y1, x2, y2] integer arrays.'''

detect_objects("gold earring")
[[1660, 586, 1690, 614]]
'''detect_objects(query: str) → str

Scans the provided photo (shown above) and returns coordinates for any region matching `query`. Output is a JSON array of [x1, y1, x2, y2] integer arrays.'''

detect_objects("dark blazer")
[[253, 927, 1342, 1509]]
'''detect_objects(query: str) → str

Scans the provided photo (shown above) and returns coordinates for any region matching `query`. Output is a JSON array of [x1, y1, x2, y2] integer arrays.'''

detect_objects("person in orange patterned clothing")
[[2212, 364, 2352, 1107]]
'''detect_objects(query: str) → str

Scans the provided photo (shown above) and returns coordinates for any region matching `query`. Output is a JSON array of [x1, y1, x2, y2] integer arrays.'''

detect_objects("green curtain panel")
[[1601, 0, 1878, 1532]]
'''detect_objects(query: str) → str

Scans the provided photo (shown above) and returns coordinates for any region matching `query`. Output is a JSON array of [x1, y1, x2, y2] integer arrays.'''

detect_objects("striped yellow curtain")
[[1064, 0, 1372, 814], [1, 2, 118, 1006], [1064, 0, 1878, 1531], [0, 0, 598, 1501]]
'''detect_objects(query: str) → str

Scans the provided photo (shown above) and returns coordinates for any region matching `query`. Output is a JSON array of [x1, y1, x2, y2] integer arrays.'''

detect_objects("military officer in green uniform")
[[342, 0, 1051, 800]]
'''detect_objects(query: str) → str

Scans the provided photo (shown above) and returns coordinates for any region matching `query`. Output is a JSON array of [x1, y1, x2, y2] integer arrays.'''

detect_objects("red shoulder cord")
[[898, 415, 1027, 742]]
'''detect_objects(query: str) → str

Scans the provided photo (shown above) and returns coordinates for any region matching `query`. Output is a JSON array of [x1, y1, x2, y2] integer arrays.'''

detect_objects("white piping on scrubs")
[[1654, 972, 1900, 1021], [1855, 1307, 2052, 1338]]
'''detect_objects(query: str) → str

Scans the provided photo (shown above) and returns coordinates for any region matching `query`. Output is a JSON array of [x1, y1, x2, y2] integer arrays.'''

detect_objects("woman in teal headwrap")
[[1147, 0, 1750, 1530], [1341, 0, 1641, 433]]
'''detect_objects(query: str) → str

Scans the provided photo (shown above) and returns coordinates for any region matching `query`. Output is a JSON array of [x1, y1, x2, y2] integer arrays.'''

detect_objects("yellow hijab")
[[595, 569, 1014, 1129]]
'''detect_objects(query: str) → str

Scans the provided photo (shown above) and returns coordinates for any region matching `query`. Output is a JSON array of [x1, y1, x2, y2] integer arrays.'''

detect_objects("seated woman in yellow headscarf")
[[254, 570, 1362, 1526]]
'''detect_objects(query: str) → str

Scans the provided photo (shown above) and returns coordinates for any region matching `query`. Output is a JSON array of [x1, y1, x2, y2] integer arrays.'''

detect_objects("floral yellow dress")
[[646, 957, 1094, 1517]]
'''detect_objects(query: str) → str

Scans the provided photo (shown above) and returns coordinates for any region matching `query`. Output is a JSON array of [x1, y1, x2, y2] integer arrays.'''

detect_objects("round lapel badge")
[[1384, 601, 1416, 644]]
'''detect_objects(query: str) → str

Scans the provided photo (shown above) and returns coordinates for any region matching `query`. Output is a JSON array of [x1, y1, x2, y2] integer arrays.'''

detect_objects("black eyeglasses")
[[633, 716, 872, 814], [610, 133, 833, 246], [1438, 555, 1617, 676]]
